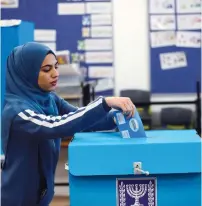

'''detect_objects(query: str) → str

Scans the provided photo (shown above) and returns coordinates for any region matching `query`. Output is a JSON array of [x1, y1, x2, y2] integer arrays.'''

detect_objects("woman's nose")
[[51, 68, 59, 78]]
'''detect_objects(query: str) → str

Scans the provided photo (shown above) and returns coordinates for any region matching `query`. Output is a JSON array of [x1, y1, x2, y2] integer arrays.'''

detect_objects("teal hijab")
[[5, 41, 57, 114]]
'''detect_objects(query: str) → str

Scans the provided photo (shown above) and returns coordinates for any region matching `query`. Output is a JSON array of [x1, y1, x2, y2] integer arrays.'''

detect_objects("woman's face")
[[38, 53, 59, 92]]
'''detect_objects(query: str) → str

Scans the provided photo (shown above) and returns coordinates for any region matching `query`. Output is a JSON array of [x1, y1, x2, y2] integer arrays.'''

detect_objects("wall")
[[113, 0, 197, 114], [2, 0, 198, 113], [113, 0, 150, 96]]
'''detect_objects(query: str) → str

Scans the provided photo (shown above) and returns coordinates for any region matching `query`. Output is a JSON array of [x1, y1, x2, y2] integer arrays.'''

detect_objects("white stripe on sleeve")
[[18, 98, 103, 128]]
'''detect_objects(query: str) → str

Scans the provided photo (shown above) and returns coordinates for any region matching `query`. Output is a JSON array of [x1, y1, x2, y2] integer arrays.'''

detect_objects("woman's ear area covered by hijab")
[[6, 42, 57, 104], [38, 53, 59, 92], [20, 42, 56, 88]]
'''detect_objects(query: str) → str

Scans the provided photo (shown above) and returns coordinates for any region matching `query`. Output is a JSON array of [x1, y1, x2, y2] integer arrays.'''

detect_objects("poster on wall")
[[177, 0, 201, 13], [177, 14, 201, 30], [150, 31, 176, 48], [176, 31, 201, 48], [149, 0, 175, 14], [149, 0, 201, 94], [150, 15, 176, 30], [159, 51, 187, 70], [0, 0, 18, 8]]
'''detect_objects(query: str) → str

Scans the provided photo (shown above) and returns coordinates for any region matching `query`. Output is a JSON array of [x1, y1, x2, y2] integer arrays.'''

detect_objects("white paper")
[[84, 39, 112, 50], [54, 50, 70, 66], [150, 15, 176, 30], [176, 31, 201, 48], [77, 40, 85, 50], [86, 2, 111, 14], [177, 0, 201, 13], [177, 14, 202, 30], [1, 0, 18, 8], [149, 0, 175, 14], [88, 66, 114, 78], [0, 19, 21, 27], [34, 29, 56, 42], [82, 27, 90, 37], [58, 3, 85, 15], [160, 52, 187, 70], [150, 31, 176, 48], [95, 78, 114, 92], [85, 51, 113, 63], [39, 42, 56, 52], [91, 14, 112, 25], [82, 15, 91, 26], [91, 26, 112, 37]]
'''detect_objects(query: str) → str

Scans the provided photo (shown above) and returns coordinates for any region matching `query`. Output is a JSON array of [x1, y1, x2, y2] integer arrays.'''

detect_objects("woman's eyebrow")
[[41, 61, 58, 68]]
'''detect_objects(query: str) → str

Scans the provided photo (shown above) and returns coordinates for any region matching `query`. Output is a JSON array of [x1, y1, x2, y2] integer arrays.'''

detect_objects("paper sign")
[[91, 26, 112, 37], [86, 2, 111, 14], [160, 51, 187, 70], [85, 51, 113, 63], [149, 0, 175, 14], [1, 0, 18, 8], [150, 15, 176, 30], [84, 39, 112, 50], [82, 15, 91, 26], [82, 27, 90, 37], [177, 0, 201, 13], [91, 14, 112, 25], [113, 110, 147, 138], [34, 29, 56, 42], [39, 42, 56, 52], [88, 66, 114, 78], [176, 31, 201, 48], [177, 14, 202, 30], [58, 3, 85, 15], [0, 19, 21, 26], [95, 78, 114, 92], [77, 40, 85, 50], [150, 31, 176, 48], [55, 50, 70, 65]]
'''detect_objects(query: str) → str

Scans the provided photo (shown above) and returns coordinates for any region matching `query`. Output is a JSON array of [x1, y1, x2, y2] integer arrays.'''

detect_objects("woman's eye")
[[43, 68, 51, 72]]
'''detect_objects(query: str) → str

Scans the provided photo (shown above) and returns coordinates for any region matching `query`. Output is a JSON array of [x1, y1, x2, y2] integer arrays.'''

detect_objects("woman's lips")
[[50, 80, 57, 86]]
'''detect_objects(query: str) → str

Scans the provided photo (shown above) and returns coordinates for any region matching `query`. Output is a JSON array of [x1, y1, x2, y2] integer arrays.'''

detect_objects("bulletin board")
[[149, 0, 201, 94], [1, 0, 114, 96]]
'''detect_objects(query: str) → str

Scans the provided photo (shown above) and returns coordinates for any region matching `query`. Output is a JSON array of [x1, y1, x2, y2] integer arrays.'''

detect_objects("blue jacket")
[[1, 42, 116, 206], [1, 94, 115, 206]]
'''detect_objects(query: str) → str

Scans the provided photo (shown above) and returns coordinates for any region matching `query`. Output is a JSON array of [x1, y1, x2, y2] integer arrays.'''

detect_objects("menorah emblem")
[[126, 184, 147, 206], [117, 178, 156, 206]]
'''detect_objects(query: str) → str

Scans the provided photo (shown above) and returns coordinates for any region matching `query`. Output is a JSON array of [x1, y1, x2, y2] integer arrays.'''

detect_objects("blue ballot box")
[[68, 130, 201, 206], [1, 20, 34, 156]]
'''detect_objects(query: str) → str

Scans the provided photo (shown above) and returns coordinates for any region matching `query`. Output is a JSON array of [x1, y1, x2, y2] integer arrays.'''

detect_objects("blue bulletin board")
[[1, 0, 114, 96], [149, 0, 201, 94]]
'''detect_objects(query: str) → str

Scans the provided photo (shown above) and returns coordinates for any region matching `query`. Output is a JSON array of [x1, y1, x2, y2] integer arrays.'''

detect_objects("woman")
[[1, 42, 135, 206]]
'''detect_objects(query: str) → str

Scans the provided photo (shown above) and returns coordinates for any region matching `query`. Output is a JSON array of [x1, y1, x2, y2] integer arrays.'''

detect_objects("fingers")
[[105, 96, 136, 118], [122, 98, 135, 118], [120, 103, 128, 114], [128, 99, 136, 117]]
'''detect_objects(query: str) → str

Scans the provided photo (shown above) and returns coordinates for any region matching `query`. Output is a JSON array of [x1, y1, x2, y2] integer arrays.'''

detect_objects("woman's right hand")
[[105, 97, 136, 118]]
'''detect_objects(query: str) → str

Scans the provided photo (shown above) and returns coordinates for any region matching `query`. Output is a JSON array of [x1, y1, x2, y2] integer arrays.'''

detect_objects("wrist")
[[102, 97, 111, 112]]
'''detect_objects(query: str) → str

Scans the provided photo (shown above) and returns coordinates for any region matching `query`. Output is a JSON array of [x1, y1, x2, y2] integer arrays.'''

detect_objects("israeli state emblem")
[[116, 178, 157, 206]]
